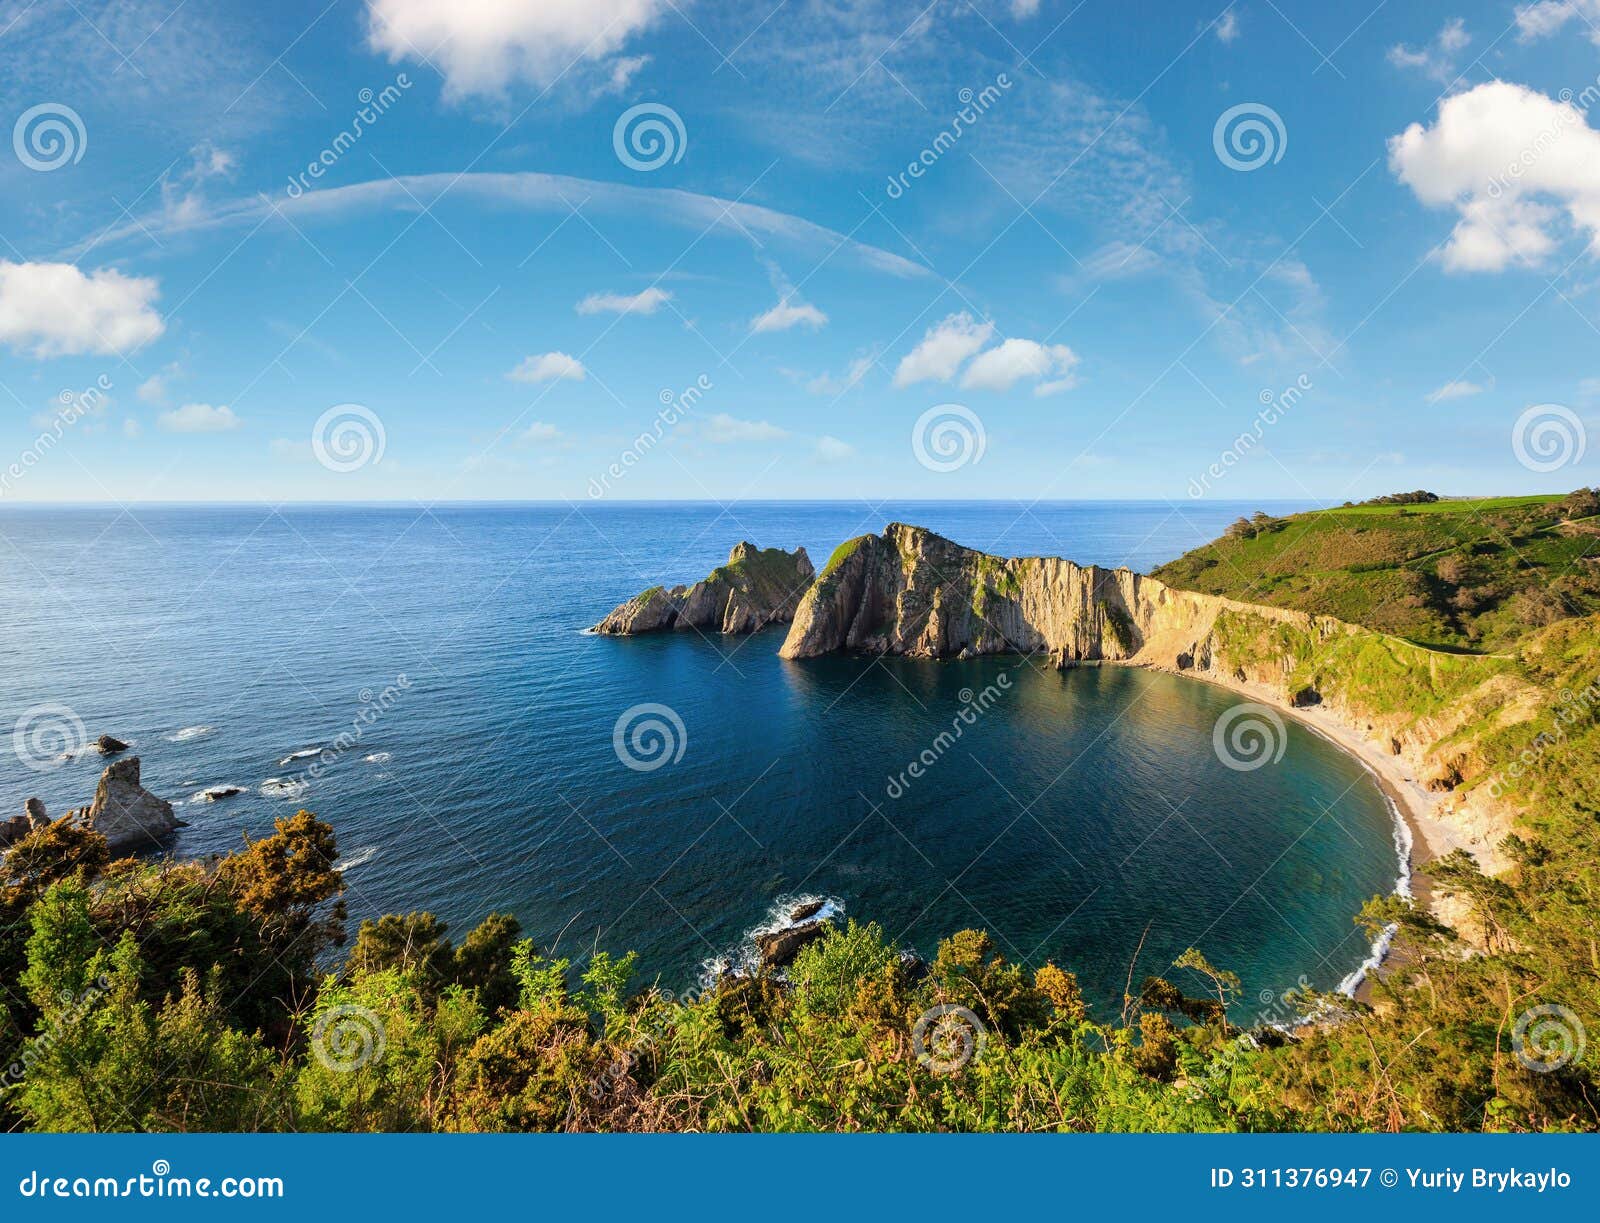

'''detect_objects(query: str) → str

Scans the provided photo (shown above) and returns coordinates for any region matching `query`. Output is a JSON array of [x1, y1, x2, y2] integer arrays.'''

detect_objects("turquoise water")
[[0, 501, 1400, 1018]]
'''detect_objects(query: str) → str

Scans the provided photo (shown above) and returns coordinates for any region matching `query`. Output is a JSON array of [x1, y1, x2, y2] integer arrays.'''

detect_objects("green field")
[[1153, 491, 1600, 651]]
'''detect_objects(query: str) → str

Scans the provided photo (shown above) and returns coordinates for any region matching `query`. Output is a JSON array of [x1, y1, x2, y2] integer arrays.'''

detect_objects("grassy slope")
[[1152, 495, 1600, 651]]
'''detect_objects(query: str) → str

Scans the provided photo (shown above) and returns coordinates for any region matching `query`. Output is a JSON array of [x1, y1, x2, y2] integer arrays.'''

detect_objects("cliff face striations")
[[778, 522, 1330, 666], [594, 542, 815, 636]]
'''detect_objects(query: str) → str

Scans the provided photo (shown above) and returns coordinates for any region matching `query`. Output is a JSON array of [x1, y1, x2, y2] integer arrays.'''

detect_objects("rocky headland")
[[774, 523, 1532, 902], [593, 542, 815, 636]]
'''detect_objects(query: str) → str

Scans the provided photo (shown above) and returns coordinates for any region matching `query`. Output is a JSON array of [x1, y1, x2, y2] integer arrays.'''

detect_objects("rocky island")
[[593, 541, 814, 636]]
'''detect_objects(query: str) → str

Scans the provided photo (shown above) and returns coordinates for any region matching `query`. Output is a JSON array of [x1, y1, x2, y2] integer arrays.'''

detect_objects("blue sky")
[[1, 0, 1599, 503]]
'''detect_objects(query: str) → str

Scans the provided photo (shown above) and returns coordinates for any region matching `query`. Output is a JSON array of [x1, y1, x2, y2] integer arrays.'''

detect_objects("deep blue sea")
[[0, 501, 1404, 1019]]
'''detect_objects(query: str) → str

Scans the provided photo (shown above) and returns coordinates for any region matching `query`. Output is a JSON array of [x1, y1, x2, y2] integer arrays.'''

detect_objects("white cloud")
[[576, 287, 672, 315], [1426, 378, 1491, 403], [1011, 0, 1041, 16], [364, 0, 670, 97], [893, 312, 996, 387], [138, 375, 168, 404], [517, 421, 564, 445], [122, 418, 142, 438], [507, 351, 587, 382], [814, 434, 856, 462], [0, 262, 164, 357], [751, 296, 828, 333], [1388, 81, 1600, 272], [1515, 1, 1600, 45], [962, 338, 1081, 394], [1387, 18, 1470, 82], [702, 413, 790, 443], [1215, 8, 1240, 43], [159, 403, 239, 432]]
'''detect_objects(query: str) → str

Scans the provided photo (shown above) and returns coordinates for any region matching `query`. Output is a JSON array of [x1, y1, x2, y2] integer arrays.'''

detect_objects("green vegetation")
[[1155, 490, 1600, 651], [821, 535, 867, 577], [4, 502, 1598, 1132]]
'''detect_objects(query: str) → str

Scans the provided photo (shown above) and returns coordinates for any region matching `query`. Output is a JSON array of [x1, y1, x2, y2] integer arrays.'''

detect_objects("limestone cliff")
[[594, 542, 815, 636], [778, 522, 1295, 666]]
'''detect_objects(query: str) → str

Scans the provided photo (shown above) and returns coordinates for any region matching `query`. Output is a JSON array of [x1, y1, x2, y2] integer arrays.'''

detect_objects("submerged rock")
[[68, 757, 180, 853], [789, 899, 825, 923], [593, 542, 815, 636]]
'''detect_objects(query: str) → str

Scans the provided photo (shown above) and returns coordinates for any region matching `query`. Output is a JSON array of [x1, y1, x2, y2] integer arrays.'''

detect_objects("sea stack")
[[68, 757, 180, 853], [593, 542, 815, 636]]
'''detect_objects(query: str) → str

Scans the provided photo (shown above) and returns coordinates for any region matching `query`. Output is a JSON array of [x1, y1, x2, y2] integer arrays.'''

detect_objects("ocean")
[[0, 500, 1401, 1019]]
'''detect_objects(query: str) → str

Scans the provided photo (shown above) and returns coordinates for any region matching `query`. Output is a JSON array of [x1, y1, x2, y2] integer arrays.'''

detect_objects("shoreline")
[[1107, 660, 1454, 1002]]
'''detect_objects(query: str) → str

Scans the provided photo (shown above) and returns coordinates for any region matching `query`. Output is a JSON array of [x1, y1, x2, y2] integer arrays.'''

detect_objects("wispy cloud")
[[1387, 18, 1471, 83], [508, 351, 587, 381], [74, 171, 930, 279], [751, 297, 828, 333], [702, 413, 790, 443], [577, 287, 672, 316], [159, 403, 240, 432], [1426, 377, 1492, 403]]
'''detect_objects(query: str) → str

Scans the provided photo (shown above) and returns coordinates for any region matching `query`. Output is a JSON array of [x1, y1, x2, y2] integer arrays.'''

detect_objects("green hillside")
[[1153, 490, 1600, 651]]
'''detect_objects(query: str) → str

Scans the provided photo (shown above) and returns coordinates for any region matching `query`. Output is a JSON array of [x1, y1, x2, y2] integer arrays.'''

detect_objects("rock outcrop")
[[756, 920, 827, 968], [67, 757, 180, 853], [0, 798, 49, 850], [779, 522, 1320, 665], [95, 734, 129, 755], [594, 542, 815, 636]]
